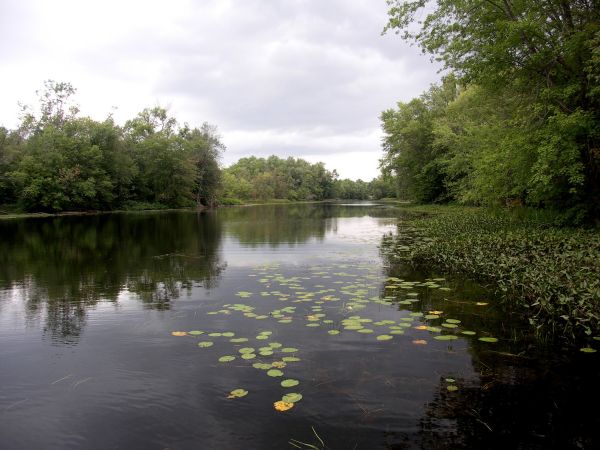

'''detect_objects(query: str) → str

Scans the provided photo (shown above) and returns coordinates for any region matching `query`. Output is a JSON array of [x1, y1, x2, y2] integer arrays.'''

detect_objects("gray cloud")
[[0, 0, 441, 179]]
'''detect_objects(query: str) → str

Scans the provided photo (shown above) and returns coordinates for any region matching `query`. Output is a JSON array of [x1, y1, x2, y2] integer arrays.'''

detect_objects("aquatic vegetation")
[[383, 207, 600, 343], [227, 389, 248, 399], [274, 400, 294, 411]]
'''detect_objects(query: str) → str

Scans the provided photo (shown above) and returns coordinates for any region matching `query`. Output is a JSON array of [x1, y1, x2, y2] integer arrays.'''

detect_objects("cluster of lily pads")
[[171, 262, 509, 409]]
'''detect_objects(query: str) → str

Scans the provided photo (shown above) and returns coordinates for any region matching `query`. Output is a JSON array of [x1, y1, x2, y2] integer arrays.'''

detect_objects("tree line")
[[0, 81, 224, 212], [220, 155, 396, 202], [381, 0, 600, 223]]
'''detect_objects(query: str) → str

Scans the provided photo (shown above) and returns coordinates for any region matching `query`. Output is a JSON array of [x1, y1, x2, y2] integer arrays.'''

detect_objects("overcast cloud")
[[0, 0, 440, 180]]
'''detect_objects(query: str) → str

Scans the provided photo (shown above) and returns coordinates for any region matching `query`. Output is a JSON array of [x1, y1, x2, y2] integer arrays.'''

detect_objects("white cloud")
[[0, 0, 441, 179]]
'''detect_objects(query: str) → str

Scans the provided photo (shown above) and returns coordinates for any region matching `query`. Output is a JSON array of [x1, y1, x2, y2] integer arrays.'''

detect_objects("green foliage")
[[220, 156, 336, 201], [0, 82, 224, 212], [383, 206, 600, 340], [383, 1, 600, 221]]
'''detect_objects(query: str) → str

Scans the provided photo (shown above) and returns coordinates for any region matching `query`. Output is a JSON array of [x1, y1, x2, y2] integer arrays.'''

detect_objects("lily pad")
[[434, 335, 458, 341], [218, 355, 236, 362], [580, 347, 597, 353], [221, 332, 235, 337], [447, 385, 458, 392], [282, 356, 301, 362], [267, 369, 284, 377], [239, 347, 255, 354], [478, 337, 498, 343], [281, 348, 298, 353], [461, 331, 476, 335], [328, 330, 340, 335], [230, 338, 249, 343], [445, 319, 461, 324], [282, 392, 303, 403], [188, 330, 204, 335], [197, 341, 213, 348], [171, 331, 187, 337], [274, 400, 294, 411], [376, 335, 393, 341], [281, 379, 300, 388], [241, 353, 256, 360], [208, 332, 222, 337], [228, 389, 248, 398]]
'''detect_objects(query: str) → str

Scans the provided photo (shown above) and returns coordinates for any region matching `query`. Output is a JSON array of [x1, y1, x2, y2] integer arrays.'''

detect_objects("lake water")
[[1, 203, 598, 449]]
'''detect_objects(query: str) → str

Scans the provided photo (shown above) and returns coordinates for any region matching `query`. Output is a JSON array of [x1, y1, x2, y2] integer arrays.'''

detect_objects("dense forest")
[[0, 81, 225, 212], [220, 156, 396, 202], [381, 0, 600, 223], [0, 82, 395, 213]]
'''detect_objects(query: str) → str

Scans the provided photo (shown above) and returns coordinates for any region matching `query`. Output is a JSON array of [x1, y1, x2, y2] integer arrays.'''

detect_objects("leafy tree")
[[384, 0, 600, 220]]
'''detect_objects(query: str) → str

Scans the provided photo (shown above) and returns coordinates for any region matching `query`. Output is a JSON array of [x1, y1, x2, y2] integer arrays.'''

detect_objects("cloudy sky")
[[0, 0, 440, 180]]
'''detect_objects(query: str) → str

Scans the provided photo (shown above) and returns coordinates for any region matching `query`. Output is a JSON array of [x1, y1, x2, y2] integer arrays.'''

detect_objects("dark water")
[[0, 204, 598, 450]]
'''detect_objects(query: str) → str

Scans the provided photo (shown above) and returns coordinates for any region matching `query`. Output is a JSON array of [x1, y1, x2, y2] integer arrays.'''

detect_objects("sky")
[[0, 0, 440, 180]]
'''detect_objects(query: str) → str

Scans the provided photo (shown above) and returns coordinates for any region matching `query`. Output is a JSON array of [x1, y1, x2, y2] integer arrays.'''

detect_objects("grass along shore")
[[382, 205, 600, 346]]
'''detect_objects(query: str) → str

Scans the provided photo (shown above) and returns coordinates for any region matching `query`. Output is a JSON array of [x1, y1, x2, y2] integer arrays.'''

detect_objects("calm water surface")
[[1, 204, 598, 449]]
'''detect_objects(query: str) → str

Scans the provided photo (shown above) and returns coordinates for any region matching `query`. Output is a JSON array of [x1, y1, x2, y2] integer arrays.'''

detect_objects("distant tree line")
[[0, 81, 224, 212], [220, 155, 396, 202], [382, 1, 600, 223]]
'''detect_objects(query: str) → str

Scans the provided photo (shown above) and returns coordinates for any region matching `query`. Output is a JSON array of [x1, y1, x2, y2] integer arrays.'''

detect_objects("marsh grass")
[[384, 205, 600, 341]]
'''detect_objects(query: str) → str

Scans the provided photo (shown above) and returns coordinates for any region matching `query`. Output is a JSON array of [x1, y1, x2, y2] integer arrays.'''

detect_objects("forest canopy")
[[0, 81, 225, 212], [382, 0, 600, 223]]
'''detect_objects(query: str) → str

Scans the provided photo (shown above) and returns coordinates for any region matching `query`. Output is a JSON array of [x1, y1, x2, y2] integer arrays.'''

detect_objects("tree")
[[384, 0, 600, 220]]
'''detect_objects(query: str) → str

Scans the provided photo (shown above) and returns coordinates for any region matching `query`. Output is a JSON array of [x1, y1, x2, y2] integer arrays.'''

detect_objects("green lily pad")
[[241, 353, 256, 360], [357, 329, 374, 334], [390, 330, 405, 335], [478, 337, 498, 343], [376, 335, 393, 341], [282, 356, 301, 362], [256, 335, 269, 340], [228, 389, 248, 398], [218, 355, 236, 362], [282, 392, 303, 403], [252, 363, 272, 370], [442, 323, 458, 329], [424, 315, 440, 320], [239, 347, 255, 354], [446, 385, 458, 392], [580, 347, 597, 353], [188, 330, 204, 335], [267, 369, 284, 377], [445, 378, 455, 383], [445, 319, 461, 324], [281, 379, 300, 388], [328, 330, 340, 335], [222, 332, 235, 337], [434, 335, 458, 341], [461, 331, 476, 335], [197, 341, 213, 348], [230, 338, 249, 343], [269, 342, 282, 348], [208, 332, 222, 337], [281, 348, 298, 353]]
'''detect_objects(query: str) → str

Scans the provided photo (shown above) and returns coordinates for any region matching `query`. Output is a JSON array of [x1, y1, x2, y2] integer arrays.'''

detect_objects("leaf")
[[580, 347, 597, 353], [478, 337, 498, 343], [281, 347, 299, 353], [222, 332, 235, 337], [188, 330, 204, 335], [461, 331, 476, 335], [282, 356, 301, 362], [197, 341, 213, 348], [267, 369, 284, 377], [230, 338, 249, 343], [327, 330, 340, 335], [434, 335, 458, 341], [476, 302, 488, 306], [282, 392, 303, 403], [208, 332, 222, 337], [281, 379, 300, 388], [218, 355, 236, 362], [228, 389, 248, 398], [445, 319, 461, 324], [274, 400, 294, 411], [446, 385, 458, 392], [241, 353, 256, 360], [238, 347, 255, 354], [271, 361, 287, 369], [171, 331, 187, 337], [376, 335, 393, 341], [412, 339, 427, 345]]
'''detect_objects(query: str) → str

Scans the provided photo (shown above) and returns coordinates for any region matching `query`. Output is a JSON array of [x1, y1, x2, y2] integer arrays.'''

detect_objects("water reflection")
[[0, 211, 225, 342]]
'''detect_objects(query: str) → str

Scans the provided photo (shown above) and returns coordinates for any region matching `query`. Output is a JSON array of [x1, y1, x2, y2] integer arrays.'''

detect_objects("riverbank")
[[383, 205, 600, 345]]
